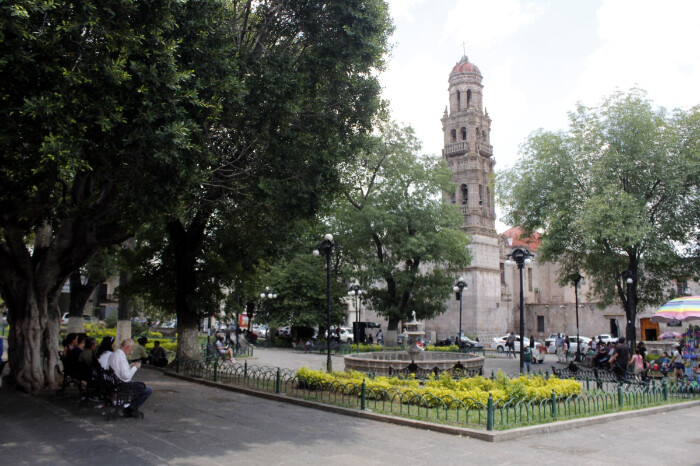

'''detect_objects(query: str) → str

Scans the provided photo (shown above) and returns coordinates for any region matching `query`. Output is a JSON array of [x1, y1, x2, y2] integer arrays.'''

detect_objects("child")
[[659, 352, 670, 377]]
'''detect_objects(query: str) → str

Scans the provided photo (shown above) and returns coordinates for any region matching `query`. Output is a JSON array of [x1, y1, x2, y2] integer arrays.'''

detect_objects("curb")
[[160, 369, 700, 442]]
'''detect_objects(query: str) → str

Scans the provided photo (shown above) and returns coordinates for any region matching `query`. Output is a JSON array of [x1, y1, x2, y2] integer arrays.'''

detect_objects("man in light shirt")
[[109, 338, 152, 416]]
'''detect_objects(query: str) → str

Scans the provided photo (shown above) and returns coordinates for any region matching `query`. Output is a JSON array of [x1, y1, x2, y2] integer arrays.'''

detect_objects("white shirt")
[[98, 351, 113, 370], [108, 348, 138, 382]]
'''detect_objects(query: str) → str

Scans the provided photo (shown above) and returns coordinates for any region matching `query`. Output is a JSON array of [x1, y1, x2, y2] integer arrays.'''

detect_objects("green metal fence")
[[173, 355, 699, 431]]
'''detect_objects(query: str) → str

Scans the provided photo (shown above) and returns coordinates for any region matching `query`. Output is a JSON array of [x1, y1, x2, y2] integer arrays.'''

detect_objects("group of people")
[[591, 336, 689, 381], [62, 333, 161, 416]]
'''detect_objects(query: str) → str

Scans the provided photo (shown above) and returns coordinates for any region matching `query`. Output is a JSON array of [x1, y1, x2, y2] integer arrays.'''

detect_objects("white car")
[[251, 324, 268, 338], [567, 335, 592, 354], [595, 334, 619, 344], [328, 327, 354, 343], [490, 335, 541, 352]]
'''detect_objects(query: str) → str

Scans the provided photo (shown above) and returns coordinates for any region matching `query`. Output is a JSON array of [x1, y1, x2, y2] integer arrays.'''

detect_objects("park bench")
[[552, 365, 648, 387]]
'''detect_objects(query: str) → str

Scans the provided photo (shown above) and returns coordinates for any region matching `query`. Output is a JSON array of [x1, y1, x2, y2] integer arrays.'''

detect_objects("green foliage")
[[500, 90, 700, 319], [330, 123, 471, 329]]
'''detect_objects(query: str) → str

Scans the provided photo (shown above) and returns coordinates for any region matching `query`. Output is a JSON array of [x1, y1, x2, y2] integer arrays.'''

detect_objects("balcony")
[[444, 142, 469, 157], [476, 142, 493, 157]]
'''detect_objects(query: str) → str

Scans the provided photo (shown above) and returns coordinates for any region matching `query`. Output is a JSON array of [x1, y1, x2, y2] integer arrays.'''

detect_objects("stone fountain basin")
[[344, 351, 484, 376]]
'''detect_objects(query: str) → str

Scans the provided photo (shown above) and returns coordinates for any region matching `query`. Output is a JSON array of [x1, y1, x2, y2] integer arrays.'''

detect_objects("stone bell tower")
[[433, 55, 506, 340]]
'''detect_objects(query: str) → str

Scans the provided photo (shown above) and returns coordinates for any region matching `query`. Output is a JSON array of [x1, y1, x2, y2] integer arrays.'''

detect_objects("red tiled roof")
[[501, 226, 541, 250], [450, 56, 481, 76]]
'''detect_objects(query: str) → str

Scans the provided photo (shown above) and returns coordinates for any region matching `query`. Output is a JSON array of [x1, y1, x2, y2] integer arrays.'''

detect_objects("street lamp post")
[[260, 287, 277, 346], [348, 284, 363, 353], [313, 233, 341, 372], [505, 248, 535, 374], [621, 270, 636, 352], [569, 273, 584, 362], [452, 277, 467, 341]]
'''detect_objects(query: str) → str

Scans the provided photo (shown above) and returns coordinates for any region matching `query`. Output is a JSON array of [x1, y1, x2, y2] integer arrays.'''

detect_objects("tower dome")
[[450, 55, 481, 77]]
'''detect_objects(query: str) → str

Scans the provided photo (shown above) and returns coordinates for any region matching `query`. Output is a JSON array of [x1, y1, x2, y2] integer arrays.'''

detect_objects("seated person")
[[96, 336, 115, 370], [130, 337, 149, 364], [659, 352, 670, 377], [78, 337, 97, 378], [216, 335, 236, 363], [109, 338, 153, 417], [148, 341, 168, 367], [304, 339, 313, 353]]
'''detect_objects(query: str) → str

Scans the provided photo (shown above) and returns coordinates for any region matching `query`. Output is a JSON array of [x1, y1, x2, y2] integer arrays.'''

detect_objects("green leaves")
[[499, 89, 700, 312]]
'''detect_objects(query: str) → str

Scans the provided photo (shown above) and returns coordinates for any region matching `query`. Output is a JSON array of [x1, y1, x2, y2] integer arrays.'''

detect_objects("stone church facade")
[[351, 55, 697, 344]]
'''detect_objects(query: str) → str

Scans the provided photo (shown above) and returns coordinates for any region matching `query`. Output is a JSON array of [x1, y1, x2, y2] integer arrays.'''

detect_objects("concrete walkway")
[[1, 348, 698, 464]]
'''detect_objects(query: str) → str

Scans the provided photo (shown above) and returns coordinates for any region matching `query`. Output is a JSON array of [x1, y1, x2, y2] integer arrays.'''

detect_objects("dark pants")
[[132, 385, 152, 411]]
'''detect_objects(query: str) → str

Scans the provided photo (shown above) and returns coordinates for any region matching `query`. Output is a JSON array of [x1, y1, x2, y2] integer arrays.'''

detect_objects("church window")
[[482, 130, 486, 140], [450, 192, 456, 204], [450, 129, 457, 142], [478, 184, 483, 205], [467, 89, 472, 107], [486, 187, 491, 210], [461, 127, 467, 140], [461, 184, 468, 204], [456, 90, 461, 110], [528, 268, 533, 292], [537, 316, 545, 333], [475, 127, 480, 140], [500, 263, 506, 284]]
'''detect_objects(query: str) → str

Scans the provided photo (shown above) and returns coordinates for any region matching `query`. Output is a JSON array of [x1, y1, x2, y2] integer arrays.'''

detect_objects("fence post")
[[585, 374, 590, 391], [551, 389, 557, 419], [617, 386, 623, 408], [662, 378, 668, 401], [244, 360, 248, 380], [213, 359, 218, 382], [361, 379, 366, 411], [487, 393, 494, 431], [490, 370, 495, 380], [275, 368, 281, 394], [545, 370, 549, 380]]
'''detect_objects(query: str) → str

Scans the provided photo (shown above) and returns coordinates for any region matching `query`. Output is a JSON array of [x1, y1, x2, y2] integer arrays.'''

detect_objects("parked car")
[[595, 334, 619, 344], [567, 335, 592, 355], [490, 334, 540, 352], [160, 320, 177, 329], [251, 324, 268, 338], [444, 335, 484, 349], [327, 327, 354, 343]]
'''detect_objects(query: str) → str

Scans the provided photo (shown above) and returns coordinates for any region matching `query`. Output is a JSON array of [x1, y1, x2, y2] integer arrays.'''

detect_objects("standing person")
[[555, 334, 564, 363], [628, 348, 645, 375], [523, 343, 532, 373], [608, 337, 631, 378], [505, 332, 515, 359], [563, 337, 570, 363], [109, 339, 153, 417], [670, 343, 685, 380], [377, 329, 384, 345]]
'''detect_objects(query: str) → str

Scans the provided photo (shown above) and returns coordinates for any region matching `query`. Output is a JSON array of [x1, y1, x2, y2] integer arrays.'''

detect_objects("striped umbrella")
[[650, 296, 700, 323]]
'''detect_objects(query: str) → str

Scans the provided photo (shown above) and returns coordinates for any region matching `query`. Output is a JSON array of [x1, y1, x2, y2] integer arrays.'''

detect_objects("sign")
[[667, 319, 682, 327], [238, 313, 249, 329]]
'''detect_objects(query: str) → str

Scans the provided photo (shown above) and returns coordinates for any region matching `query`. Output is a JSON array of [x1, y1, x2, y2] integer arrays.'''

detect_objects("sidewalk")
[[1, 367, 698, 465]]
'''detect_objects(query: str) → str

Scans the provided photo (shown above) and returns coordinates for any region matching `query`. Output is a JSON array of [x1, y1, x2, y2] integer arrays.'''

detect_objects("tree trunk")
[[67, 271, 98, 334], [116, 238, 135, 346], [168, 216, 208, 360], [5, 280, 62, 393]]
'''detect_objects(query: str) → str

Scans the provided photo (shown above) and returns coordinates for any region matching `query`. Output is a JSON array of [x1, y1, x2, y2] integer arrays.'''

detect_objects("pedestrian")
[[555, 333, 564, 363], [608, 337, 630, 379], [670, 343, 684, 380], [523, 344, 532, 373], [377, 329, 384, 345], [505, 332, 515, 359]]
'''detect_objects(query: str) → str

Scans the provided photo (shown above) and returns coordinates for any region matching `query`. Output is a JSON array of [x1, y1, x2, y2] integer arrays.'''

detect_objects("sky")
[[379, 0, 700, 208]]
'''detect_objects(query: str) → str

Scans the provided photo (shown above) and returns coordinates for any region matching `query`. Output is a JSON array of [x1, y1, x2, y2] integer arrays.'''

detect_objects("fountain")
[[344, 311, 484, 376]]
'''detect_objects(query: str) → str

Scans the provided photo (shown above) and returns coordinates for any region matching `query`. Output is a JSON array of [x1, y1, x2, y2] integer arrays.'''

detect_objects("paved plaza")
[[1, 347, 699, 465]]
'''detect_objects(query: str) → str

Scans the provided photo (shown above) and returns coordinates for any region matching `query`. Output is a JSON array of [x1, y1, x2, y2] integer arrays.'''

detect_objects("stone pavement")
[[1, 348, 698, 465]]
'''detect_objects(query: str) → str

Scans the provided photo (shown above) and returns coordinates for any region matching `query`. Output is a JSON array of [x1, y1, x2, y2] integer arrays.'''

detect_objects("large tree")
[[331, 124, 471, 335], [124, 0, 392, 360], [500, 89, 700, 350], [0, 1, 227, 391]]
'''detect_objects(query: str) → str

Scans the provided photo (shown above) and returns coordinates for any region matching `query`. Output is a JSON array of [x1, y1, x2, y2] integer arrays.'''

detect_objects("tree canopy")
[[499, 89, 700, 347], [331, 124, 471, 332]]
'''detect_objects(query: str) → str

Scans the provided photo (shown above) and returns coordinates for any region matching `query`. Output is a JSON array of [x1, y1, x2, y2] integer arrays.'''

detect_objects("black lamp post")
[[452, 277, 467, 341], [621, 270, 636, 352], [348, 284, 363, 353], [569, 273, 584, 362], [313, 233, 341, 372], [260, 287, 277, 345], [505, 248, 535, 374]]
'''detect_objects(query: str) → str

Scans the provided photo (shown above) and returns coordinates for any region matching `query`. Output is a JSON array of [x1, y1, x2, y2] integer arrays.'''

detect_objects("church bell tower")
[[438, 55, 505, 339]]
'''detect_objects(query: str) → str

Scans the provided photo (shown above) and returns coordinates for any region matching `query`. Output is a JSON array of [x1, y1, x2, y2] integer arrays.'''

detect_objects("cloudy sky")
[[379, 0, 700, 176]]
